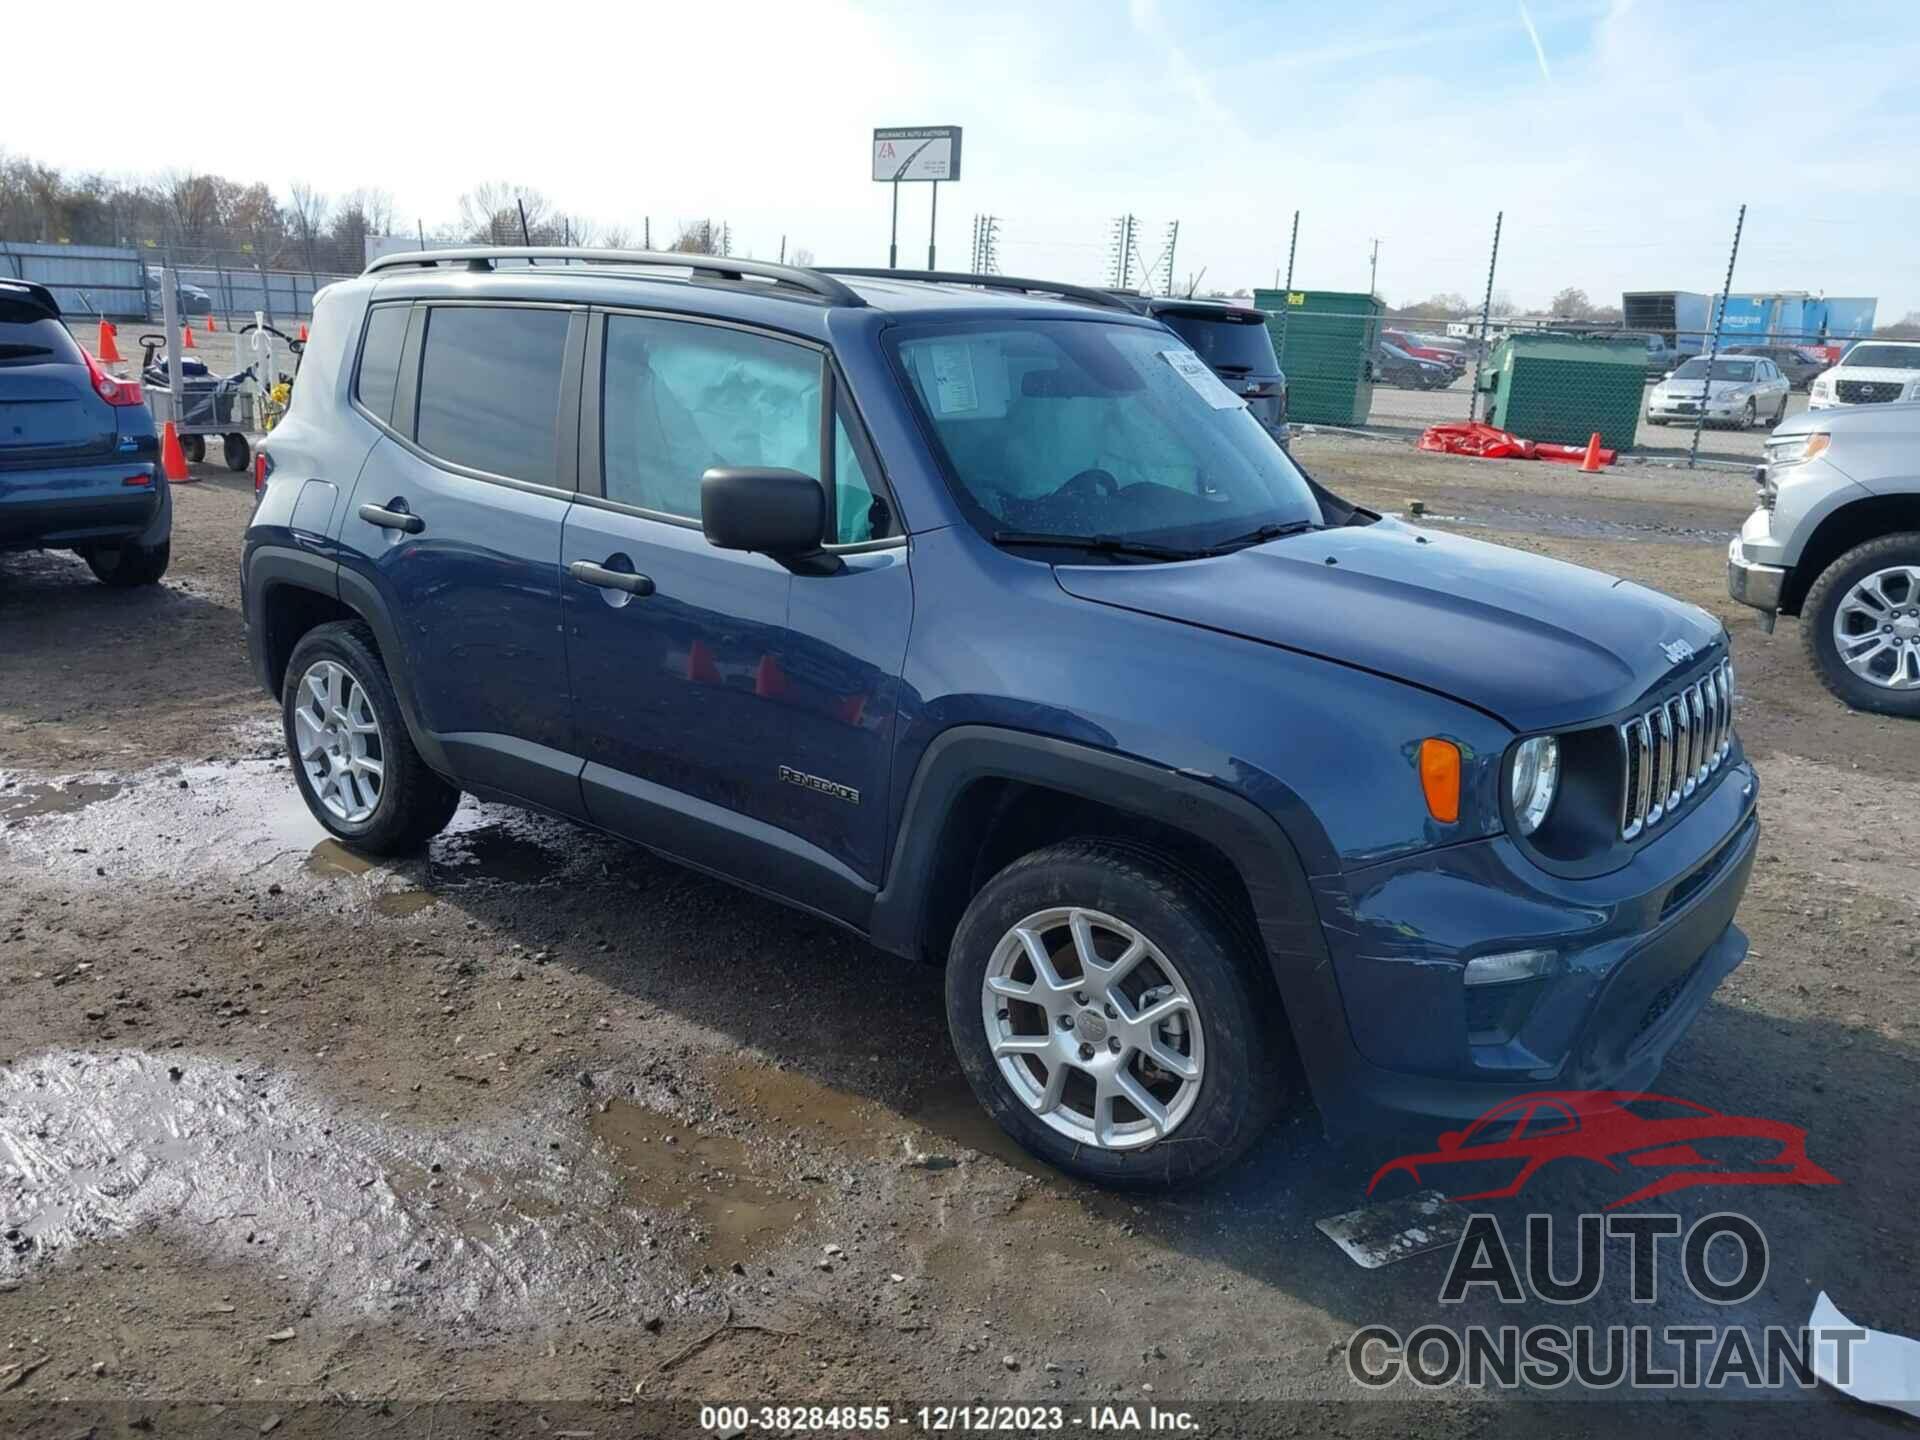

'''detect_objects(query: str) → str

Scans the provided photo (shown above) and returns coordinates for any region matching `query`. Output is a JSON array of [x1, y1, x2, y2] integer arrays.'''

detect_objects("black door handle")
[[569, 560, 655, 597], [359, 502, 424, 534]]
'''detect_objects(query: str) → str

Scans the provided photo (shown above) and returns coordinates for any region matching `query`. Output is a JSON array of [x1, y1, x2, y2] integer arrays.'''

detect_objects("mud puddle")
[[0, 1049, 766, 1324], [707, 1056, 1055, 1180], [1, 756, 612, 910], [592, 1100, 813, 1271], [0, 776, 122, 826]]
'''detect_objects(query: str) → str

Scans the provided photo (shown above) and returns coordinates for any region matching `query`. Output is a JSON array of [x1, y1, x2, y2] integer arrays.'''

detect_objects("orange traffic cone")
[[181, 324, 196, 351], [297, 322, 309, 342], [204, 314, 218, 333], [97, 319, 122, 364], [686, 639, 721, 685], [160, 422, 191, 483], [1579, 432, 1605, 473], [753, 653, 787, 698]]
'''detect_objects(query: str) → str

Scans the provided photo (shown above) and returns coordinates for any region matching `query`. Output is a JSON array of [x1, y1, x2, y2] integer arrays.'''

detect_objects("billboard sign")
[[872, 127, 962, 183]]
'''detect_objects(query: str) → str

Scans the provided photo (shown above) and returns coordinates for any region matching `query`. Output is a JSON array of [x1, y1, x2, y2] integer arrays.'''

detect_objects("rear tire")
[[945, 839, 1289, 1189], [84, 539, 170, 587], [223, 433, 250, 472], [282, 620, 462, 854], [182, 434, 206, 464]]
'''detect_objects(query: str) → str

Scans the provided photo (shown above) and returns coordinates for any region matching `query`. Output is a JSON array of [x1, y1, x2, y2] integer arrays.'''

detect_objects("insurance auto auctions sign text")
[[872, 127, 963, 183]]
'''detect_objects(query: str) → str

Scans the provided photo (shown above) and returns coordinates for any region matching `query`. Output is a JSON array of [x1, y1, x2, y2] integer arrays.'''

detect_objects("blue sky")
[[8, 0, 1917, 317]]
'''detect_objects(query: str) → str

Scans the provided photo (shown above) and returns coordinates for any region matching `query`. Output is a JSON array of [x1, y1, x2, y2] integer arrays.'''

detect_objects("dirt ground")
[[2, 438, 1916, 1438]]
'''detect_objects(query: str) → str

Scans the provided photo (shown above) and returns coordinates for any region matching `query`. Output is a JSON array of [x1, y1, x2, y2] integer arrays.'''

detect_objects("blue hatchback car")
[[242, 250, 1758, 1188], [1, 279, 170, 585]]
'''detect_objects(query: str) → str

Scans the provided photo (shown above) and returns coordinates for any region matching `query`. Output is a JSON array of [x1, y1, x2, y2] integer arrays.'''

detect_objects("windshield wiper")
[[991, 530, 1207, 562], [1204, 519, 1322, 554]]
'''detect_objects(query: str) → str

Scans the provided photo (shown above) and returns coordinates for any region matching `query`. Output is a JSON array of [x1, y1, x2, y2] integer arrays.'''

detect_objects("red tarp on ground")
[[1417, 421, 1615, 467]]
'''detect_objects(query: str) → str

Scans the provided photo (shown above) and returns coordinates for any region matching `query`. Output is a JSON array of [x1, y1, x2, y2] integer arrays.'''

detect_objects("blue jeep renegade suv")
[[242, 249, 1759, 1188]]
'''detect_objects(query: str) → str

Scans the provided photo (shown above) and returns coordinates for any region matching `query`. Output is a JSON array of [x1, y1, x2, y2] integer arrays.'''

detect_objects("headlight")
[[1810, 375, 1833, 398], [1764, 431, 1829, 468], [1509, 736, 1560, 835]]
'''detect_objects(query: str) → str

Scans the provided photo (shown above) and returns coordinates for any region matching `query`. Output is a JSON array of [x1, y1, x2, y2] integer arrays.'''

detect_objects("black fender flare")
[[869, 727, 1347, 1083], [244, 545, 451, 774]]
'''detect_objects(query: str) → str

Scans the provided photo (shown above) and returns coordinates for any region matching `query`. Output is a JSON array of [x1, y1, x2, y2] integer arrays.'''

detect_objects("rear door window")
[[415, 306, 571, 486], [353, 304, 410, 425]]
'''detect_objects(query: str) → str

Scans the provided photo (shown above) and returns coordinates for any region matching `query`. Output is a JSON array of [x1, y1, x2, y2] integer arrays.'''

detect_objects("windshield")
[[1156, 311, 1279, 374], [1841, 344, 1920, 371], [892, 320, 1322, 549], [1670, 359, 1755, 382]]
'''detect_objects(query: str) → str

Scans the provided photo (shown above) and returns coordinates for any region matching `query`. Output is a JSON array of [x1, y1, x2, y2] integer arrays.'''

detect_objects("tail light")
[[82, 347, 145, 407], [254, 449, 274, 494]]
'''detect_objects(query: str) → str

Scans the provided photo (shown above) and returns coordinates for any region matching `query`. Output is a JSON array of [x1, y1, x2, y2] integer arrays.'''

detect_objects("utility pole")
[[1368, 237, 1381, 299], [1158, 220, 1179, 296], [1109, 214, 1138, 290], [981, 215, 999, 274]]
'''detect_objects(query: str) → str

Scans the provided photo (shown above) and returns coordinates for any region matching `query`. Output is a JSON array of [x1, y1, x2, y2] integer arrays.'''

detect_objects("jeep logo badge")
[[1661, 639, 1697, 666]]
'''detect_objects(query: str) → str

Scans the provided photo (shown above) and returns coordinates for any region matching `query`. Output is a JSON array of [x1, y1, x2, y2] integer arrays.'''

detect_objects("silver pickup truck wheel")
[[1803, 535, 1920, 719]]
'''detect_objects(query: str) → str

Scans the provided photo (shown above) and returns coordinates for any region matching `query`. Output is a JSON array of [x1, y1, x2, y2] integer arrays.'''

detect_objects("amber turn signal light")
[[1419, 738, 1461, 823]]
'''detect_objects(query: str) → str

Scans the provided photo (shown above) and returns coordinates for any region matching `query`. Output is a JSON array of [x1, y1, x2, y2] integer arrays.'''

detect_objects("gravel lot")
[[2, 438, 1915, 1437]]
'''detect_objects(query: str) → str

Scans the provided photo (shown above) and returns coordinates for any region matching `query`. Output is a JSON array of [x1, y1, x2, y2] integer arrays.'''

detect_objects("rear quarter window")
[[353, 304, 411, 424], [414, 306, 572, 485]]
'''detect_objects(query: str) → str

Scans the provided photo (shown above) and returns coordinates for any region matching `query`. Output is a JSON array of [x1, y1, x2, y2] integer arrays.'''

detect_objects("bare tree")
[[670, 219, 720, 255], [162, 170, 221, 249], [598, 224, 637, 249], [789, 245, 815, 268], [459, 182, 554, 244], [1549, 286, 1595, 319], [287, 182, 331, 271]]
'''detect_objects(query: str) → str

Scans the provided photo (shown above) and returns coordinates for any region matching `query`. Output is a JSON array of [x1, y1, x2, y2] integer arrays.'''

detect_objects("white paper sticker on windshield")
[[927, 342, 980, 415], [1160, 348, 1245, 410]]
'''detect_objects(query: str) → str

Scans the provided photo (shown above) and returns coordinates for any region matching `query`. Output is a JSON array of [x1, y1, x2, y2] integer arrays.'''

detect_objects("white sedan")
[[1647, 355, 1791, 429]]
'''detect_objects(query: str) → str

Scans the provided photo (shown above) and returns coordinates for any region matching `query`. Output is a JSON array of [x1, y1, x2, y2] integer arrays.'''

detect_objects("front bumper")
[[1727, 536, 1786, 615], [1294, 759, 1759, 1134], [1648, 397, 1743, 422]]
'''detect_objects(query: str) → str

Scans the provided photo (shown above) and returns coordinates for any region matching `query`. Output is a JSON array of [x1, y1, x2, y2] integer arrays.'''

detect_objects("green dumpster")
[[1254, 288, 1381, 426], [1480, 333, 1644, 451]]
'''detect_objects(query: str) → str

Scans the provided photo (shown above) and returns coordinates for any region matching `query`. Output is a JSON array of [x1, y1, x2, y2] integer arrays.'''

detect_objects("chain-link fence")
[[1246, 207, 1893, 470]]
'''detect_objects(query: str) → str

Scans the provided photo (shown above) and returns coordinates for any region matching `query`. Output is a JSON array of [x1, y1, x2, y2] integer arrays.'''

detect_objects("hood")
[[1052, 521, 1723, 732]]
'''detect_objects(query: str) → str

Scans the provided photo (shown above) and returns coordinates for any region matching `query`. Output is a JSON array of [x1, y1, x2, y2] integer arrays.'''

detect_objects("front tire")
[[945, 839, 1289, 1189], [1741, 399, 1758, 430], [1801, 534, 1920, 718], [282, 621, 461, 853]]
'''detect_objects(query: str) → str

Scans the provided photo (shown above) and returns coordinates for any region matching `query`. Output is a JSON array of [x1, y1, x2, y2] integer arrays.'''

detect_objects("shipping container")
[[1621, 291, 1714, 351]]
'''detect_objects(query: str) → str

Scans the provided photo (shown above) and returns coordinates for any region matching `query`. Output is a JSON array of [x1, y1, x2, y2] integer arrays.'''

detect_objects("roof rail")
[[362, 247, 865, 308], [818, 268, 1136, 312]]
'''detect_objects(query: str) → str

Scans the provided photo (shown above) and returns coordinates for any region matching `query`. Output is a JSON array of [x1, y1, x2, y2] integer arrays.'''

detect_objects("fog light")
[[1463, 948, 1555, 986]]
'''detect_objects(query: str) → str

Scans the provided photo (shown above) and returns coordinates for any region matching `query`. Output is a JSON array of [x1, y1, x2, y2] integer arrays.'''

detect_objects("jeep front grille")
[[1618, 661, 1733, 840]]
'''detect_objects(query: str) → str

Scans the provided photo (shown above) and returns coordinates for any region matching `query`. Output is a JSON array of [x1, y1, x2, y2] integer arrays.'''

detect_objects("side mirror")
[[1437, 1131, 1463, 1152], [700, 467, 838, 574]]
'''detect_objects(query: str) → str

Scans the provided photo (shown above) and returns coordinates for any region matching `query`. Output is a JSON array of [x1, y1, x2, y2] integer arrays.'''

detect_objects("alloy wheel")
[[980, 906, 1204, 1150], [1833, 565, 1920, 690], [293, 659, 386, 821]]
